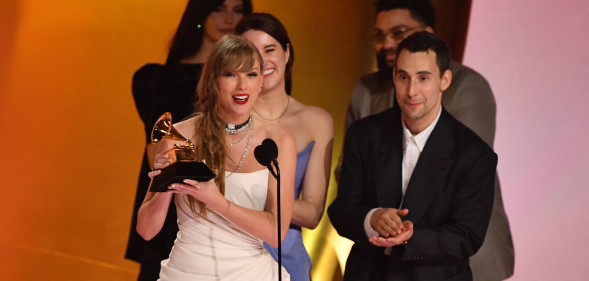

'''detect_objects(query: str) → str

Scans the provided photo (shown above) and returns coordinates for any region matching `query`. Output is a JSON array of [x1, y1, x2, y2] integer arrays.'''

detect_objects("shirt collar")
[[402, 107, 442, 152]]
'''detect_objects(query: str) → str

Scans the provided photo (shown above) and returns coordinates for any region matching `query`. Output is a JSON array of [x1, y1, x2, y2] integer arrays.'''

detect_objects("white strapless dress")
[[158, 170, 290, 281]]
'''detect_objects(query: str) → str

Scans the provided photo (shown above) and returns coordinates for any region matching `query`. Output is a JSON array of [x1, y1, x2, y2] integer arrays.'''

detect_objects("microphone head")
[[254, 138, 278, 167], [254, 145, 271, 166], [262, 138, 278, 160]]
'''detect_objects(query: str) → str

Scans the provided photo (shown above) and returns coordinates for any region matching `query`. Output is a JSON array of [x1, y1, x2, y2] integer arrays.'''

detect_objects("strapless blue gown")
[[264, 141, 315, 281]]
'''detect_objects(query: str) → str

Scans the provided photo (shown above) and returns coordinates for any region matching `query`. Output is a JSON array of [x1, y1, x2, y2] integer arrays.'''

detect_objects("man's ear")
[[440, 69, 452, 91]]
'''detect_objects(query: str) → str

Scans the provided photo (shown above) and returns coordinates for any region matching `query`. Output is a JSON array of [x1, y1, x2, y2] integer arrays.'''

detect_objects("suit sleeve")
[[402, 150, 497, 262], [448, 73, 496, 148], [328, 122, 374, 244]]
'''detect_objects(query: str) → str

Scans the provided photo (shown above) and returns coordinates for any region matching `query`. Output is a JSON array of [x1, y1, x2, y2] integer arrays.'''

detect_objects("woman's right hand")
[[147, 153, 173, 179]]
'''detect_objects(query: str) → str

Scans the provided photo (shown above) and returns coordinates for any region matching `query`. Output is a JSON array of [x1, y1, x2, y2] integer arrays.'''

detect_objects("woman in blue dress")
[[235, 13, 334, 281]]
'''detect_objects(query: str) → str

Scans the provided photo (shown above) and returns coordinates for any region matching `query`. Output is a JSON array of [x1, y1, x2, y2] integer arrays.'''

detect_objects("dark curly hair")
[[375, 0, 436, 30]]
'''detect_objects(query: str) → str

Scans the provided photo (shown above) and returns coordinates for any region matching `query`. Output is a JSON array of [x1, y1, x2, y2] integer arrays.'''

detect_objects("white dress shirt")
[[363, 107, 442, 238]]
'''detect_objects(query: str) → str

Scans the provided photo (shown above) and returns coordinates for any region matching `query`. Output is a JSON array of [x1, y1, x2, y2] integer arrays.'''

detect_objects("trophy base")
[[150, 162, 216, 192]]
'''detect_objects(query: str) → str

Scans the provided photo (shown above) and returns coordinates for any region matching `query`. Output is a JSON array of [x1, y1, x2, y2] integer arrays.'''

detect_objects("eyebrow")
[[264, 44, 277, 49], [375, 25, 408, 32], [395, 69, 433, 75]]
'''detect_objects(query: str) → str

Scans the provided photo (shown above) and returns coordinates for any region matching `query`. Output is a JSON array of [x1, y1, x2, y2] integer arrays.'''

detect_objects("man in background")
[[337, 0, 514, 280]]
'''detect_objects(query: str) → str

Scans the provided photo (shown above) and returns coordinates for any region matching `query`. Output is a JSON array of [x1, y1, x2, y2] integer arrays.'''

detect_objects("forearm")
[[136, 192, 174, 240], [291, 198, 323, 229], [402, 223, 482, 262], [212, 197, 293, 248], [328, 201, 373, 243]]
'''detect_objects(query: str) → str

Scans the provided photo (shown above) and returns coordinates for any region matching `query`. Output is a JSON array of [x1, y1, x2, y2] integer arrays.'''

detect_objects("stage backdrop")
[[5, 0, 584, 280], [0, 0, 375, 280], [464, 0, 589, 280]]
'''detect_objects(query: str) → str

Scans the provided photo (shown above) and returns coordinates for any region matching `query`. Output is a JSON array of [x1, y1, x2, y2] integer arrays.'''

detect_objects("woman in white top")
[[136, 35, 296, 281]]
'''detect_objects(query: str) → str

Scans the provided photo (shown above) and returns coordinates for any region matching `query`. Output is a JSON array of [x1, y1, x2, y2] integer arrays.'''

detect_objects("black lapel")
[[401, 108, 455, 224], [374, 106, 404, 208]]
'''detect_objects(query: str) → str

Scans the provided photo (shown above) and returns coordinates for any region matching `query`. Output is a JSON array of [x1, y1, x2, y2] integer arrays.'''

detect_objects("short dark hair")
[[395, 31, 450, 77], [235, 13, 294, 95], [166, 0, 253, 64], [375, 0, 436, 30]]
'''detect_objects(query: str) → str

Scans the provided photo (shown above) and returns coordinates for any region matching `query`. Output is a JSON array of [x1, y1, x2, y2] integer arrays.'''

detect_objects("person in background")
[[235, 13, 334, 281], [126, 1, 252, 280], [337, 1, 514, 280], [138, 34, 295, 280]]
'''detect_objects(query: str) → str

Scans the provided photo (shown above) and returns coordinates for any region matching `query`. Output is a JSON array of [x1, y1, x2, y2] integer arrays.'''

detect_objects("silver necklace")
[[225, 116, 252, 135], [233, 117, 254, 173], [227, 123, 249, 146], [252, 96, 289, 122]]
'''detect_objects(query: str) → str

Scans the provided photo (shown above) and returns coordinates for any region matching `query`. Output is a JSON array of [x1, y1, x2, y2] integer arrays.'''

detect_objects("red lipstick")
[[233, 94, 249, 105]]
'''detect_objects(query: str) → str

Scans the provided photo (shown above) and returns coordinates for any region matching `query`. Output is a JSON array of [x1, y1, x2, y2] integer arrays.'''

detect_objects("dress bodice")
[[176, 169, 270, 225], [161, 169, 289, 280]]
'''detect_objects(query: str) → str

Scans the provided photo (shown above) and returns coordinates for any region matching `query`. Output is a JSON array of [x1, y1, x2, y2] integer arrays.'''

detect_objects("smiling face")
[[394, 49, 451, 134], [241, 30, 290, 93], [204, 0, 245, 43], [216, 58, 263, 122]]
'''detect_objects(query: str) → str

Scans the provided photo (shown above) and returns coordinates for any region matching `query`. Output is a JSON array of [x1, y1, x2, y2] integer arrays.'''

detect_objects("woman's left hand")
[[167, 178, 224, 207]]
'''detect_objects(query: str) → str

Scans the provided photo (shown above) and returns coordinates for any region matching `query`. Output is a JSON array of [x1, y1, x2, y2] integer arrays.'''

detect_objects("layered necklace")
[[225, 116, 252, 135], [225, 115, 254, 173]]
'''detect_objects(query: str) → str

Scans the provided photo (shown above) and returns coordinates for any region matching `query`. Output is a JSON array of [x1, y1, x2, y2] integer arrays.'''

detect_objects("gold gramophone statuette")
[[151, 112, 195, 161], [148, 112, 215, 192]]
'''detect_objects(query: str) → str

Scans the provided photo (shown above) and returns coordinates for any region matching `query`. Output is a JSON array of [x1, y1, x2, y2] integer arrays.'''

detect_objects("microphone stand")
[[267, 159, 281, 281]]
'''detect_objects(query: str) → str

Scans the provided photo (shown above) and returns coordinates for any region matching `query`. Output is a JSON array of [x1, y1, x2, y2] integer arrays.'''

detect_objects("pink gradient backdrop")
[[463, 0, 589, 280]]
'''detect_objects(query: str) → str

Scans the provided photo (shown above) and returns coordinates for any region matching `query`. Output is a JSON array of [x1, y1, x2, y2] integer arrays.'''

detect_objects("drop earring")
[[259, 87, 262, 93]]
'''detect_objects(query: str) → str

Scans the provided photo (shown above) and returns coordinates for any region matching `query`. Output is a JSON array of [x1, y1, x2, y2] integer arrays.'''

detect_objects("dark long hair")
[[166, 0, 253, 64], [235, 13, 294, 95]]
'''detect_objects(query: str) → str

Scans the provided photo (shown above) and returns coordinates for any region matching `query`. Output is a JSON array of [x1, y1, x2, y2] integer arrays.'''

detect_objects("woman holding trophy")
[[128, 1, 253, 279], [137, 35, 295, 280]]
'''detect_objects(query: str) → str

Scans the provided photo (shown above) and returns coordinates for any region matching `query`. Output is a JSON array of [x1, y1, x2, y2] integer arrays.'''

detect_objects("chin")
[[262, 81, 278, 92]]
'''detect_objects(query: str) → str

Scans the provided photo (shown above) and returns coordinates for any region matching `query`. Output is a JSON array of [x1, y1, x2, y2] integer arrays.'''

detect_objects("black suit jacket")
[[328, 106, 497, 281]]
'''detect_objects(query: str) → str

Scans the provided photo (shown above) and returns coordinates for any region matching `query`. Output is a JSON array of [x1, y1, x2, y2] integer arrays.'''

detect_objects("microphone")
[[254, 138, 278, 168], [254, 138, 282, 281]]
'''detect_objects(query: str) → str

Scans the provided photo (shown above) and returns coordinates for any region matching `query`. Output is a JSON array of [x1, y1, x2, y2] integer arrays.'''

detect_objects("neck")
[[181, 37, 215, 64], [254, 83, 289, 118], [220, 111, 251, 126]]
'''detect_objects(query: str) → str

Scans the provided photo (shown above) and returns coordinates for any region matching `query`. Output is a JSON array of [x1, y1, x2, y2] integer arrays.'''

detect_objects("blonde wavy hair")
[[186, 35, 263, 218]]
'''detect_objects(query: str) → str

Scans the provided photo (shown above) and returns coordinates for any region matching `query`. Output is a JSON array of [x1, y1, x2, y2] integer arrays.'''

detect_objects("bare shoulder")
[[257, 117, 296, 150], [290, 99, 334, 135]]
